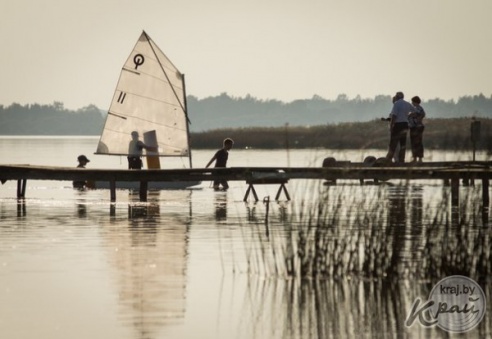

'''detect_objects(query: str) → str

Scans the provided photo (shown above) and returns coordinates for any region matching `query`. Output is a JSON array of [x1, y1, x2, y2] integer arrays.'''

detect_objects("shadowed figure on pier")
[[408, 96, 426, 163], [385, 92, 416, 163], [206, 138, 234, 191], [128, 131, 150, 169]]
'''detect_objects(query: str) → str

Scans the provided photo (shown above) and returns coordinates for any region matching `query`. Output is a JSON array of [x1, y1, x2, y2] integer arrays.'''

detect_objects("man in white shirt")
[[127, 131, 149, 169], [385, 92, 416, 163]]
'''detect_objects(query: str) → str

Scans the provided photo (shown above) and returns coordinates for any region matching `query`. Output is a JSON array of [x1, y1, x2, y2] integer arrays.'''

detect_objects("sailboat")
[[94, 31, 201, 189]]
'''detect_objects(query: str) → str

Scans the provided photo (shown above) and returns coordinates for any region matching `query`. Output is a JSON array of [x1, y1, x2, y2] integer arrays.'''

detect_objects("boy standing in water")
[[206, 138, 234, 190], [73, 155, 90, 189]]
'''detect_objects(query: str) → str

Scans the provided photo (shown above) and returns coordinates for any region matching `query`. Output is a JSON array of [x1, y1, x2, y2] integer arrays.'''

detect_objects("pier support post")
[[110, 181, 116, 202], [451, 177, 460, 207], [16, 179, 27, 198], [243, 184, 259, 202], [244, 179, 290, 202], [139, 181, 148, 202], [483, 178, 489, 207], [275, 183, 291, 201], [17, 199, 26, 217], [110, 203, 116, 217]]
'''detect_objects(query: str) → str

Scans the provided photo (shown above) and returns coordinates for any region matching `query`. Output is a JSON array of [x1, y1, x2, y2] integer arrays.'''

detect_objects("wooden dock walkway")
[[1, 161, 491, 204]]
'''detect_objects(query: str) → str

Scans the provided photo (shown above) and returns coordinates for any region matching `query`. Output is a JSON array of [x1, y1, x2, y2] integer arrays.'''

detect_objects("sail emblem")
[[117, 92, 126, 104], [133, 54, 145, 69]]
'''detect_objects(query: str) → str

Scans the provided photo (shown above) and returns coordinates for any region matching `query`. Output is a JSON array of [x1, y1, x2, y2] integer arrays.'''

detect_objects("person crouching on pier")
[[206, 138, 234, 191]]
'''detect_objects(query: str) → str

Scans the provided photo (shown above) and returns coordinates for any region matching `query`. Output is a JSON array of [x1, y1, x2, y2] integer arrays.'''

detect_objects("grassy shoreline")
[[190, 117, 492, 151]]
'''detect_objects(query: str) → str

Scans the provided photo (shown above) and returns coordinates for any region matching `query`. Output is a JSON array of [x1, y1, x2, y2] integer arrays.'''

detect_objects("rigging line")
[[182, 74, 193, 168], [113, 85, 183, 110], [107, 112, 127, 119], [122, 66, 184, 93], [103, 127, 186, 150], [105, 113, 187, 132], [144, 31, 187, 116], [107, 113, 188, 132], [106, 128, 189, 152]]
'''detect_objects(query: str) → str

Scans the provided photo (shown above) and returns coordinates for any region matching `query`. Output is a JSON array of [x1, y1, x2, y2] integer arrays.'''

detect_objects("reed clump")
[[244, 182, 492, 281]]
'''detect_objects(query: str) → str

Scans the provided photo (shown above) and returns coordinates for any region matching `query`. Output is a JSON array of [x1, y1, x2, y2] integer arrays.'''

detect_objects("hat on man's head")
[[78, 155, 90, 162]]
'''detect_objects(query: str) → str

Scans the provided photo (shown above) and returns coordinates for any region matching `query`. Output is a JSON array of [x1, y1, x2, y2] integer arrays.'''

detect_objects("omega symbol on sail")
[[133, 54, 145, 69]]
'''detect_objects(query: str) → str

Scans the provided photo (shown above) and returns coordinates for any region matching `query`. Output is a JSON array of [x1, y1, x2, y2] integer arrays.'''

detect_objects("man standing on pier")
[[385, 92, 415, 163], [127, 131, 150, 169]]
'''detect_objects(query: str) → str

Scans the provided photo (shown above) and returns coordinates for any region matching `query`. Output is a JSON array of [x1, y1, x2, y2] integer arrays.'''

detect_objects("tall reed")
[[241, 181, 491, 281]]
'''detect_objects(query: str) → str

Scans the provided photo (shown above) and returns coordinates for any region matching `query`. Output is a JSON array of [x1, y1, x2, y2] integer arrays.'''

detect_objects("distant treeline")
[[187, 92, 492, 131], [1, 93, 492, 136], [0, 102, 104, 135], [190, 118, 492, 151]]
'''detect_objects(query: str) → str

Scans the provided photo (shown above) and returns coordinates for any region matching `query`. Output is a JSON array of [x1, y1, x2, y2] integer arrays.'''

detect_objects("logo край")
[[406, 275, 486, 333]]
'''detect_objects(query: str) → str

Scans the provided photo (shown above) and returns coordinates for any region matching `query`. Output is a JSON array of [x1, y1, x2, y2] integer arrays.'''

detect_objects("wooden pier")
[[1, 161, 491, 204]]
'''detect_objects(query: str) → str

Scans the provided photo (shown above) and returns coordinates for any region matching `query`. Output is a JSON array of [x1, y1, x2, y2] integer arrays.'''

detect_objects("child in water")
[[206, 138, 234, 190]]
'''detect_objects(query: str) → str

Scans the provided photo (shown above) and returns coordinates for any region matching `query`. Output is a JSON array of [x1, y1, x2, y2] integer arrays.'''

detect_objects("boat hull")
[[92, 180, 202, 190]]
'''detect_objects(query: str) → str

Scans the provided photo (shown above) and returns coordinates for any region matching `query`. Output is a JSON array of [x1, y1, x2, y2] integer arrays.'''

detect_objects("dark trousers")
[[127, 156, 143, 169], [213, 166, 229, 189], [386, 122, 408, 163], [213, 179, 229, 189], [410, 126, 425, 158]]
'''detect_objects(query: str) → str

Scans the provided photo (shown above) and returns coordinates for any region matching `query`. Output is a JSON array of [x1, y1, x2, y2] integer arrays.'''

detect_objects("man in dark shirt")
[[206, 138, 234, 190]]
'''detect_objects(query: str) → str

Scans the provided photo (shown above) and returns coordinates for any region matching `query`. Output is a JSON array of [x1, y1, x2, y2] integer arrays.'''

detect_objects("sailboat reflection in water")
[[103, 198, 190, 338]]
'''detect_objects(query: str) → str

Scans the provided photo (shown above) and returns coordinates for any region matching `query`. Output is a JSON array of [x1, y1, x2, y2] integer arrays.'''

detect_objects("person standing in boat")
[[408, 96, 426, 163], [128, 131, 150, 169], [206, 138, 234, 191], [73, 155, 90, 189], [385, 91, 415, 163]]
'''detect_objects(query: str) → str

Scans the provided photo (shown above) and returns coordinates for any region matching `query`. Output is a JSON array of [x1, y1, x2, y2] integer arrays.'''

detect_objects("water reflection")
[[214, 192, 227, 221], [418, 185, 491, 280], [245, 183, 492, 280], [2, 177, 492, 338], [102, 196, 190, 339], [17, 199, 26, 217], [226, 182, 492, 337], [386, 185, 425, 276], [227, 275, 491, 339]]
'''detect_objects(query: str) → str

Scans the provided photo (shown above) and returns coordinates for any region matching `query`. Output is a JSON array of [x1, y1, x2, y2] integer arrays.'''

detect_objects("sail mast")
[[182, 74, 193, 168], [144, 30, 192, 168], [143, 31, 186, 115]]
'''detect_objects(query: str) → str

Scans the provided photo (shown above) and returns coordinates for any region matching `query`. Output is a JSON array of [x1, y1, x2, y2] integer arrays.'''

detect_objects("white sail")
[[96, 31, 190, 157]]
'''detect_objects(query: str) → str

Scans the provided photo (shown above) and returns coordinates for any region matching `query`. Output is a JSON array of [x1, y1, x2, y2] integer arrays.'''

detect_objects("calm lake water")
[[0, 136, 491, 339]]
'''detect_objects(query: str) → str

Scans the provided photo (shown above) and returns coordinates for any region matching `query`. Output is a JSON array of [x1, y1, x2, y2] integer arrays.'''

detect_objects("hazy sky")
[[2, 0, 492, 110]]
